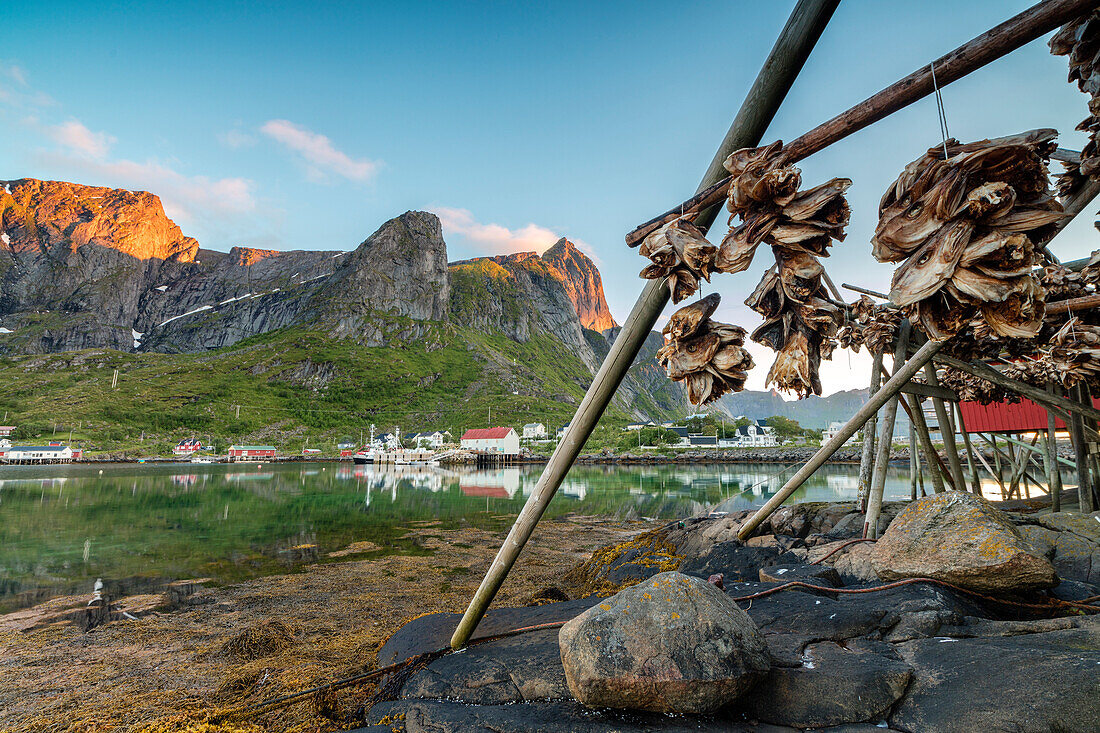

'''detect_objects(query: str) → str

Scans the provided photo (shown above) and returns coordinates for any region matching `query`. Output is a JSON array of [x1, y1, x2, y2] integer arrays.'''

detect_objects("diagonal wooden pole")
[[450, 0, 842, 650], [864, 320, 911, 538], [738, 338, 944, 540]]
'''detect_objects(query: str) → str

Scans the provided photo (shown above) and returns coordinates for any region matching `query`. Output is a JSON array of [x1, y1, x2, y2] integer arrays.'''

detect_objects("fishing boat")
[[353, 448, 377, 465]]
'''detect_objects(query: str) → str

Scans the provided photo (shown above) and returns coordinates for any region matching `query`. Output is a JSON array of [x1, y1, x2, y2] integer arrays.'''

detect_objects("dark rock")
[[680, 542, 802, 584], [362, 699, 799, 732], [558, 571, 770, 713], [870, 492, 1058, 592], [377, 597, 600, 667], [400, 628, 568, 704], [1051, 578, 1100, 602], [738, 641, 911, 728], [891, 621, 1100, 732]]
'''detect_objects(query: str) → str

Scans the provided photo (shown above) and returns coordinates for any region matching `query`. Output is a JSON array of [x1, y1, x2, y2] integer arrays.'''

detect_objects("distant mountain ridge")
[[0, 177, 682, 420], [714, 388, 909, 431]]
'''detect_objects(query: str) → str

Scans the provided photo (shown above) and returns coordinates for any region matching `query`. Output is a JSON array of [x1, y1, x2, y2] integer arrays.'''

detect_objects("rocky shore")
[[356, 492, 1100, 732]]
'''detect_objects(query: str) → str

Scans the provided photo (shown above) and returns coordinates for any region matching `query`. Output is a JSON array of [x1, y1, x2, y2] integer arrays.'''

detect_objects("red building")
[[958, 396, 1100, 434], [227, 444, 277, 461]]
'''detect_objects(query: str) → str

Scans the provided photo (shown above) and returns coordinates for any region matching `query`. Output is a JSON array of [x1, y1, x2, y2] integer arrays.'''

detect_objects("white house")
[[408, 431, 447, 449], [556, 423, 571, 438], [721, 423, 778, 448], [821, 421, 861, 447], [461, 427, 520, 454], [522, 422, 547, 440], [3, 445, 73, 463]]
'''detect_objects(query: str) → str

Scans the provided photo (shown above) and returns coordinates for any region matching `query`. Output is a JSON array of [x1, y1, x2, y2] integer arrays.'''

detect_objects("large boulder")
[[870, 492, 1058, 592], [558, 571, 769, 713]]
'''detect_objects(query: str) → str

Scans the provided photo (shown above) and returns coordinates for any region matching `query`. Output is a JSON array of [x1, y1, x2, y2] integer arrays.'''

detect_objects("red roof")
[[461, 427, 514, 440], [461, 484, 510, 498], [958, 396, 1100, 433]]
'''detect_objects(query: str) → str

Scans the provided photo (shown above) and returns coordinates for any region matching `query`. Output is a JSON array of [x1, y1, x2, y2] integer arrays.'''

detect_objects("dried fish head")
[[950, 268, 1029, 304], [711, 343, 753, 373], [980, 275, 1045, 338], [965, 182, 1017, 221], [685, 371, 717, 405], [958, 230, 1034, 279], [745, 268, 786, 319], [797, 297, 840, 337], [766, 330, 817, 398], [722, 140, 784, 179], [777, 250, 824, 303], [706, 320, 747, 346], [663, 293, 721, 341], [667, 269, 700, 304], [715, 224, 762, 275], [874, 169, 966, 260], [889, 220, 975, 306], [665, 219, 717, 277], [910, 291, 977, 341], [782, 178, 852, 226], [657, 330, 721, 380]]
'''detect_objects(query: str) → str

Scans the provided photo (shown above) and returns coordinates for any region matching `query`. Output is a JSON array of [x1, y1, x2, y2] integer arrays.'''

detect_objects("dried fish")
[[1040, 263, 1086, 301], [1051, 11, 1100, 178], [875, 131, 1060, 339], [657, 295, 754, 406], [638, 219, 717, 303]]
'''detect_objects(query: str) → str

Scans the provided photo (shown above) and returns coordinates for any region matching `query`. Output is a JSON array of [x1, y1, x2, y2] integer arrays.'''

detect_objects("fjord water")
[[1, 461, 918, 613]]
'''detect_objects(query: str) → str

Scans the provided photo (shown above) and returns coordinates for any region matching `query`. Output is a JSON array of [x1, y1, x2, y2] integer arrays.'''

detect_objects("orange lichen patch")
[[563, 529, 682, 598]]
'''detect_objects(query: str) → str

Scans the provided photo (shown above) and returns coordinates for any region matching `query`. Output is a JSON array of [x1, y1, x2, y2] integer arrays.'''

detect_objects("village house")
[[3, 445, 74, 464], [721, 422, 779, 448], [227, 445, 276, 461], [461, 427, 520, 454], [407, 431, 448, 449], [0, 426, 15, 437], [820, 421, 862, 447], [522, 422, 547, 440]]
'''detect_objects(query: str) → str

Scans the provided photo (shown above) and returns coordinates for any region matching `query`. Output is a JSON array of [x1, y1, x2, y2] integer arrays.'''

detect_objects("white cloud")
[[434, 207, 602, 263], [218, 129, 257, 149], [38, 150, 256, 223], [3, 63, 27, 86], [46, 119, 115, 159], [260, 119, 379, 181]]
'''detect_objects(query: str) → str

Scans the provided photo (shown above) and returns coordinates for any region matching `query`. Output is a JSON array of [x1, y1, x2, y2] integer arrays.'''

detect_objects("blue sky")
[[2, 1, 1097, 394]]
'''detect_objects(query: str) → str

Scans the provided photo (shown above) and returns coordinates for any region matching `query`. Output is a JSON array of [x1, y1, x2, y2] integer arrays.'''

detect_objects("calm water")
[[0, 460, 999, 612]]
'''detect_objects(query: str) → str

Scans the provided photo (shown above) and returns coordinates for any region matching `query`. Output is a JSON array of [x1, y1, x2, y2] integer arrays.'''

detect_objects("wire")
[[930, 61, 950, 159]]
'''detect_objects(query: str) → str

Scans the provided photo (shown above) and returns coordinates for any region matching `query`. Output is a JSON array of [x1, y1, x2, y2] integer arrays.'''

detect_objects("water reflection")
[[0, 460, 1065, 613]]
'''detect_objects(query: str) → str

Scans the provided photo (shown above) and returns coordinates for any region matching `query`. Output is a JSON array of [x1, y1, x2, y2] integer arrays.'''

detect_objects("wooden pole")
[[627, 0, 1098, 245], [864, 321, 911, 538], [955, 401, 982, 494], [908, 420, 919, 501], [1066, 384, 1093, 512], [923, 362, 967, 492], [451, 0, 842, 650], [857, 351, 885, 511], [903, 394, 947, 493], [1048, 386, 1064, 512], [738, 338, 944, 541]]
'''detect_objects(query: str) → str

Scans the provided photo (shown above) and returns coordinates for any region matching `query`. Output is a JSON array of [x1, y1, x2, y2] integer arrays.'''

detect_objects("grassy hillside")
[[0, 323, 631, 456]]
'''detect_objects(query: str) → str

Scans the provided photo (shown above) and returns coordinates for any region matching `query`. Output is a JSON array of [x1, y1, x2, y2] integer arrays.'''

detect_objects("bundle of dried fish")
[[716, 142, 851, 275], [638, 219, 718, 303], [1050, 11, 1100, 178], [656, 294, 754, 405], [1042, 263, 1088, 301], [938, 368, 1017, 405], [873, 131, 1063, 340], [863, 306, 902, 356], [1079, 249, 1100, 288], [1046, 316, 1100, 390], [837, 323, 864, 352]]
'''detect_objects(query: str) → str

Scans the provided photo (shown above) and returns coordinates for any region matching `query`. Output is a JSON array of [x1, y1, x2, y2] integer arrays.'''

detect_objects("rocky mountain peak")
[[541, 237, 617, 332], [0, 178, 198, 263], [230, 246, 281, 267]]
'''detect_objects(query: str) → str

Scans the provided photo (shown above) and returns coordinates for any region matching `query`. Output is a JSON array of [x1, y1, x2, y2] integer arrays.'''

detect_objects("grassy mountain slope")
[[0, 323, 632, 456]]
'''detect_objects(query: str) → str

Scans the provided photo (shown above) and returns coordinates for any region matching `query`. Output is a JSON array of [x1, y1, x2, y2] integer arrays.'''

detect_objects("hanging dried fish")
[[873, 130, 1063, 341], [938, 368, 1017, 405], [1046, 316, 1100, 390], [715, 141, 849, 398], [638, 219, 718, 303], [656, 294, 754, 406], [1050, 11, 1100, 179]]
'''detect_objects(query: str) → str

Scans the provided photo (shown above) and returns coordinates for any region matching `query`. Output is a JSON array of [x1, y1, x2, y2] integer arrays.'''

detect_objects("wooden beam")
[[450, 0, 843, 651], [900, 393, 950, 493], [901, 381, 958, 402], [924, 361, 968, 492], [857, 351, 885, 510], [626, 0, 1098, 246], [738, 338, 945, 540], [1046, 292, 1100, 316]]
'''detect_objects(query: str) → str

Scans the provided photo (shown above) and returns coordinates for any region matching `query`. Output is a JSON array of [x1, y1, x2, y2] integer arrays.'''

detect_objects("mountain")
[[713, 388, 908, 431], [0, 177, 687, 425]]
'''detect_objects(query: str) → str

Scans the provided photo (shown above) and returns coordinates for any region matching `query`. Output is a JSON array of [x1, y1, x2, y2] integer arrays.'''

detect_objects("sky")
[[2, 1, 1098, 396]]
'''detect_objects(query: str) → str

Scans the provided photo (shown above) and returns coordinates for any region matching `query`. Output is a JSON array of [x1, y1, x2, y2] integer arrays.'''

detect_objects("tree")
[[765, 416, 804, 440]]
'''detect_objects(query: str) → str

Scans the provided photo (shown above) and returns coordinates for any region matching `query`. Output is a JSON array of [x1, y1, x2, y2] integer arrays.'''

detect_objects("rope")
[[212, 576, 1098, 723], [808, 537, 876, 565], [930, 60, 951, 159]]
